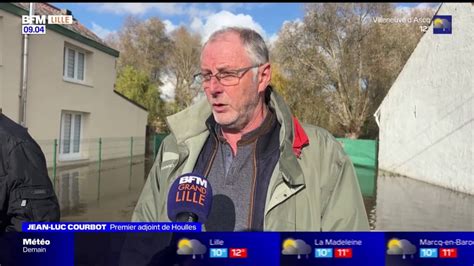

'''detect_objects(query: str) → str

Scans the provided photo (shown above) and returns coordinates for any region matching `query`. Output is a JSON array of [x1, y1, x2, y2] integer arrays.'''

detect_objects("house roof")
[[113, 90, 148, 112], [0, 2, 119, 57]]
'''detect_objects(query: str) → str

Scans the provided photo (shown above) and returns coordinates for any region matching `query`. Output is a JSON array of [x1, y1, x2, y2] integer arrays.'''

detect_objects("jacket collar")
[[166, 96, 211, 145], [269, 88, 307, 186], [166, 87, 308, 186]]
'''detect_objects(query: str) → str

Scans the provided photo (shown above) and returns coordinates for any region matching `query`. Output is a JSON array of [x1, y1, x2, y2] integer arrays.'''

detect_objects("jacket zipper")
[[203, 134, 218, 177], [247, 141, 258, 229]]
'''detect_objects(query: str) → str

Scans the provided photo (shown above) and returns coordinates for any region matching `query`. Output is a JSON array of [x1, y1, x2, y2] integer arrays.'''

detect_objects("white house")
[[0, 3, 148, 168]]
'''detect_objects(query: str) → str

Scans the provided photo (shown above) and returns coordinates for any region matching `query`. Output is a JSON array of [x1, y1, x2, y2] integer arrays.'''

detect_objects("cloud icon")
[[177, 238, 207, 259], [387, 246, 402, 255], [177, 245, 193, 255], [387, 238, 417, 259], [433, 18, 451, 29], [282, 238, 311, 259]]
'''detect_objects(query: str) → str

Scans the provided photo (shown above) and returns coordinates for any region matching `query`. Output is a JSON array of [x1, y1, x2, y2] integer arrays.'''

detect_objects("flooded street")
[[51, 159, 473, 231], [365, 171, 474, 231], [49, 156, 150, 222]]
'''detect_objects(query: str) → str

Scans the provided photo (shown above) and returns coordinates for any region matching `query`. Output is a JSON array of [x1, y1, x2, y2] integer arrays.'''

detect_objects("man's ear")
[[257, 63, 271, 93]]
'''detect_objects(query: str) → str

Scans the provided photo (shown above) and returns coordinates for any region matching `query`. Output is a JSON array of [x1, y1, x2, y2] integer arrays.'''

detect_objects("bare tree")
[[166, 27, 202, 109], [273, 3, 433, 138]]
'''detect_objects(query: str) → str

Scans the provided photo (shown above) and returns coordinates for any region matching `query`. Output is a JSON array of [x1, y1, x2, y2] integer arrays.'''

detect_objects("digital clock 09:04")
[[22, 24, 46, 35]]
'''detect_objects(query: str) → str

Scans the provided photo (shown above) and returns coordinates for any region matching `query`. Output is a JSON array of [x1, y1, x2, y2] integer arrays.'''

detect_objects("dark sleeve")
[[5, 141, 60, 232]]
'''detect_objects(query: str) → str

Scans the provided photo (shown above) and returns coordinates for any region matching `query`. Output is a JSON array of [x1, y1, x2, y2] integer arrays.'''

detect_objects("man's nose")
[[208, 76, 224, 94]]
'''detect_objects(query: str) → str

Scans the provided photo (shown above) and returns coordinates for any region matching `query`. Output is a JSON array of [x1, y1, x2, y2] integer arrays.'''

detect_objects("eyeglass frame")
[[193, 64, 263, 86]]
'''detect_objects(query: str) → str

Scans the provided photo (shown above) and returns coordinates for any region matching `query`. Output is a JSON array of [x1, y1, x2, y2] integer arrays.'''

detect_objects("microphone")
[[205, 194, 236, 231], [167, 173, 213, 223]]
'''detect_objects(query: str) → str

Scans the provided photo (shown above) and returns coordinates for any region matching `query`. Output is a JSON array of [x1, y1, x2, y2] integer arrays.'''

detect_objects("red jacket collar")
[[292, 116, 309, 158]]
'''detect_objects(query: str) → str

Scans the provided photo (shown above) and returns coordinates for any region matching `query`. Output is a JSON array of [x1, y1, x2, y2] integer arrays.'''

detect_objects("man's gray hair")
[[204, 27, 269, 65]]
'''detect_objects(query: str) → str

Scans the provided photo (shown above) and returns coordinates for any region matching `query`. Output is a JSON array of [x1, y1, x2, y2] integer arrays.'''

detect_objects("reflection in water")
[[51, 156, 147, 221], [363, 196, 377, 230], [372, 171, 474, 231], [57, 170, 82, 217]]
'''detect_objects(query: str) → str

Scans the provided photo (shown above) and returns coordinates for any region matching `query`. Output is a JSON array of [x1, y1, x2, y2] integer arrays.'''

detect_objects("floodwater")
[[51, 159, 474, 231], [365, 171, 474, 231], [50, 156, 149, 222]]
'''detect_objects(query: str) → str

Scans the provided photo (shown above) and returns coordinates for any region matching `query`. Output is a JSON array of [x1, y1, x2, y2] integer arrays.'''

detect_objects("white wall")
[[377, 3, 474, 195], [0, 10, 23, 119]]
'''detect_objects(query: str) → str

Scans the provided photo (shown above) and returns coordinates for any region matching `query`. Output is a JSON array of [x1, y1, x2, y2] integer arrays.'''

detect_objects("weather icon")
[[177, 238, 207, 259], [387, 238, 417, 259], [281, 238, 311, 259], [433, 15, 452, 34]]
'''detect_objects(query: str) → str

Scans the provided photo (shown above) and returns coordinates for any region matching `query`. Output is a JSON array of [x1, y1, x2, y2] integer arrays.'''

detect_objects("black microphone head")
[[205, 194, 236, 231], [167, 173, 213, 223]]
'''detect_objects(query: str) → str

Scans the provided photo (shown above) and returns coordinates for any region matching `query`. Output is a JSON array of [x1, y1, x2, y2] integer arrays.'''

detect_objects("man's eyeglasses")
[[193, 64, 262, 86]]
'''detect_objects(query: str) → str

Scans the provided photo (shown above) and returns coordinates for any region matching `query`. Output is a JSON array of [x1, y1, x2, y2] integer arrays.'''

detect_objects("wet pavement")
[[51, 159, 474, 231]]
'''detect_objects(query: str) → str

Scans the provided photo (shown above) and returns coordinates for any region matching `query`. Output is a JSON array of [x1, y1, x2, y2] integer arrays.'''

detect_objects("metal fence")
[[36, 136, 147, 182]]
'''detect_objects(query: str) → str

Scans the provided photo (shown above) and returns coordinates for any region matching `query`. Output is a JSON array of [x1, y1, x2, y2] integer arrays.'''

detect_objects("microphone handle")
[[175, 212, 198, 222]]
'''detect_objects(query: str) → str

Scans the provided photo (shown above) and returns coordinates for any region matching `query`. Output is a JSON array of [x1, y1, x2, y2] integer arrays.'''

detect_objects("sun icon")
[[388, 238, 400, 249], [178, 238, 191, 249], [434, 18, 443, 27], [283, 238, 296, 249]]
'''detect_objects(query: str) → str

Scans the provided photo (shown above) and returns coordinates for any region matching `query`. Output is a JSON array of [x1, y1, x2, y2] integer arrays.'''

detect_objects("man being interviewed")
[[132, 27, 369, 231]]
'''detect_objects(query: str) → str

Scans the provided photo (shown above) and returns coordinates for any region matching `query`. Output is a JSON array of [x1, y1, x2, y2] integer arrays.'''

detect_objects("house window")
[[60, 112, 82, 160], [63, 47, 85, 81]]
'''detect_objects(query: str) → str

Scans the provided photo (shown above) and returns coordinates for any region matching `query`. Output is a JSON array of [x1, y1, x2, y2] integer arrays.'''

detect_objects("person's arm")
[[132, 137, 169, 222], [5, 141, 60, 232], [131, 161, 162, 222], [321, 153, 370, 231]]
